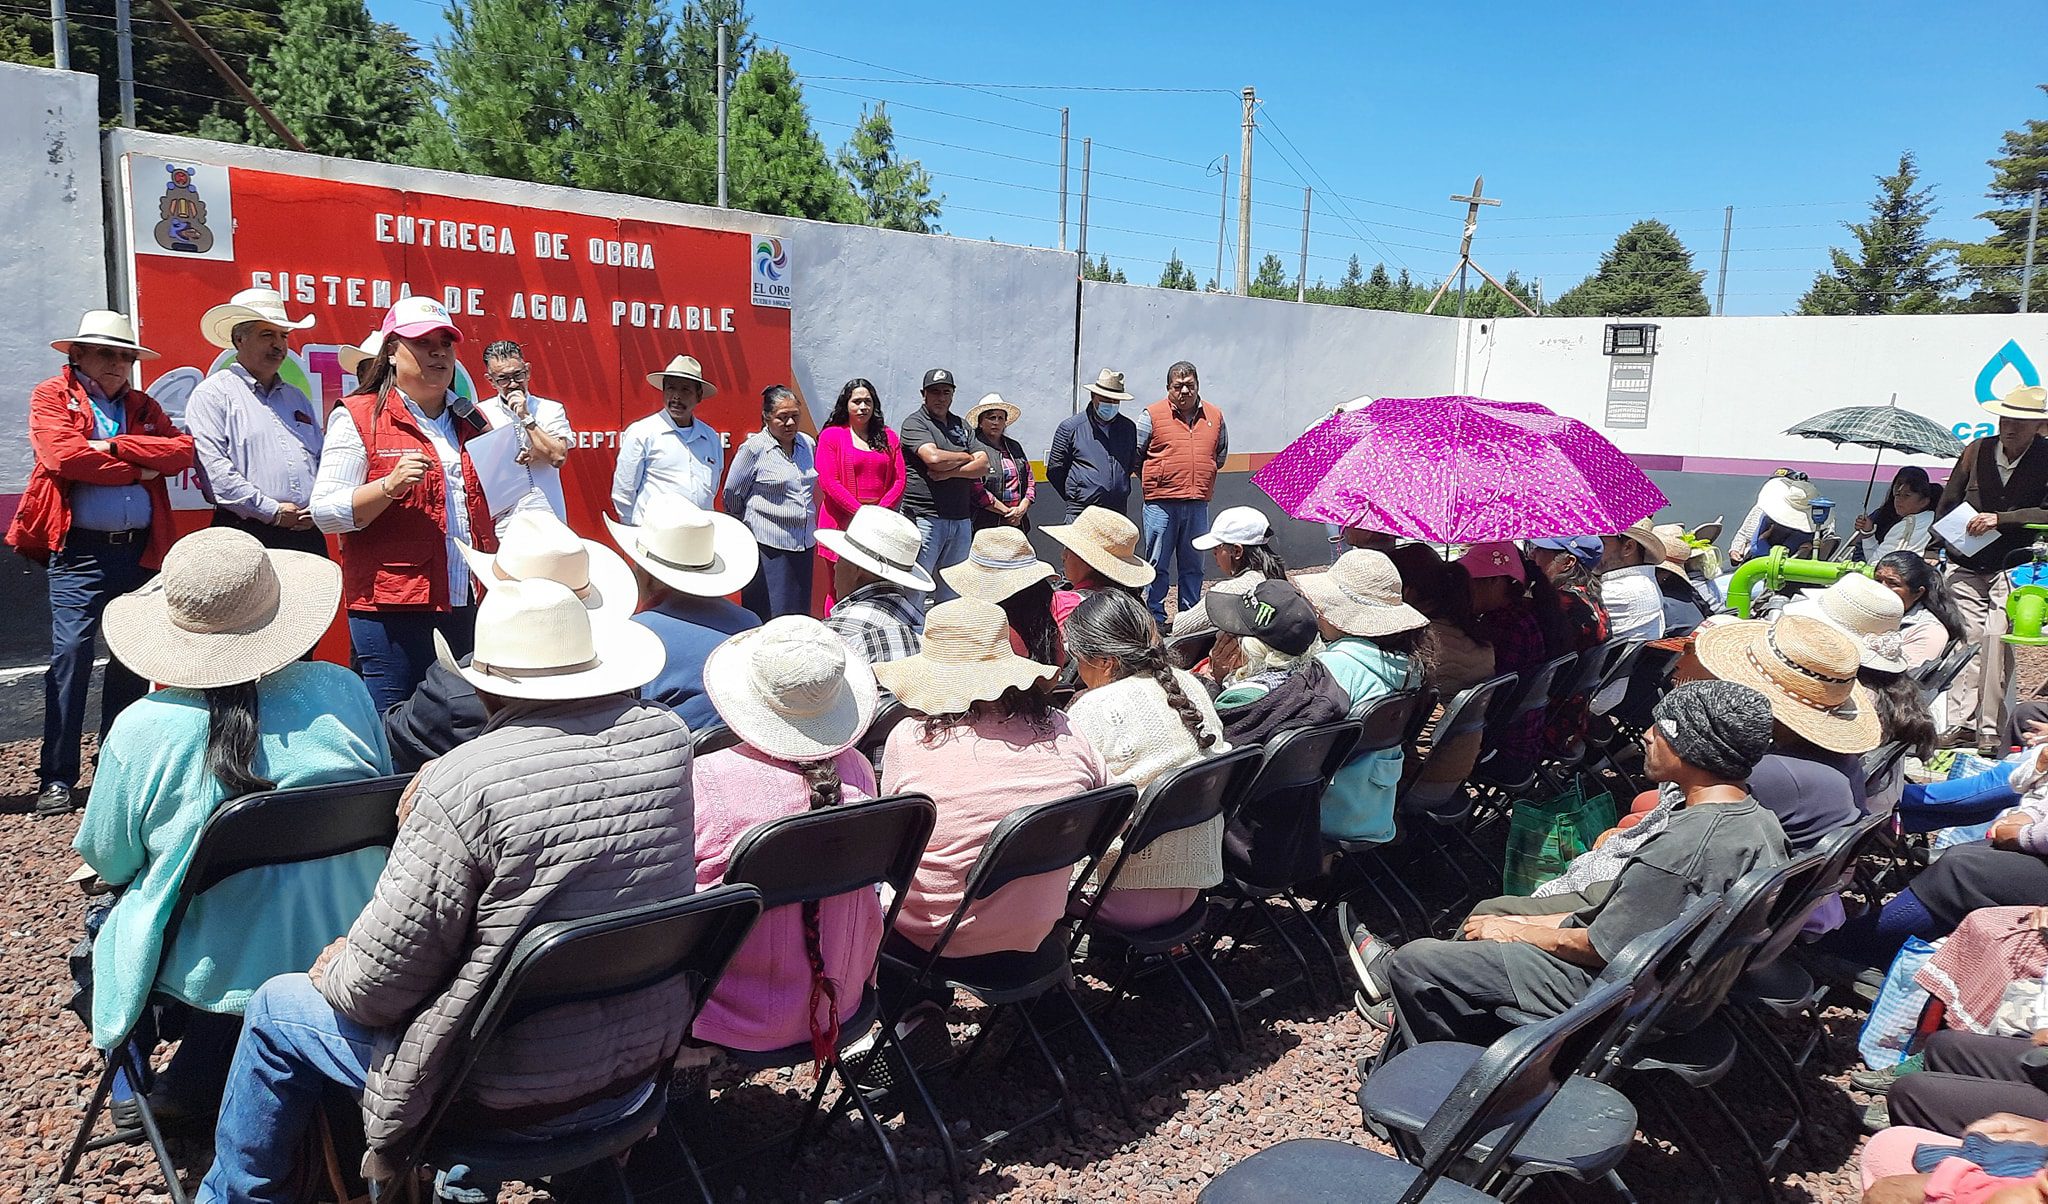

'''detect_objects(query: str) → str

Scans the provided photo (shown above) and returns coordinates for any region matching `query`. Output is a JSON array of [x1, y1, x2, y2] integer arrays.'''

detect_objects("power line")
[[803, 75, 1235, 96]]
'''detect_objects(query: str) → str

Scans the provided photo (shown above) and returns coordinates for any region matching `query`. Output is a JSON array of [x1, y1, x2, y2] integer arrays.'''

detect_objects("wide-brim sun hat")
[[1043, 506, 1155, 590], [103, 527, 340, 690], [815, 505, 935, 592], [965, 393, 1021, 428], [458, 578, 665, 702], [605, 496, 759, 598], [941, 526, 1055, 603], [646, 354, 719, 396], [1613, 518, 1669, 563], [703, 615, 879, 761], [52, 310, 159, 361], [1298, 548, 1427, 639], [1693, 614, 1882, 754], [337, 330, 384, 377], [1782, 572, 1910, 673], [199, 287, 315, 350], [461, 511, 637, 622], [1652, 523, 1695, 580], [1191, 505, 1273, 552], [1759, 476, 1819, 533], [1981, 384, 2048, 421], [1083, 369, 1134, 402], [871, 597, 1058, 715]]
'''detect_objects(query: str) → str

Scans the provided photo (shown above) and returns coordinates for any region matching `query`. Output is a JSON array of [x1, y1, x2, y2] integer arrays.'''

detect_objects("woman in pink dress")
[[816, 378, 905, 608]]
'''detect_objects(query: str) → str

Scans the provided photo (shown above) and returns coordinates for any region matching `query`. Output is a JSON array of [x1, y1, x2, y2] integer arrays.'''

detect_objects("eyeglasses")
[[486, 369, 529, 387]]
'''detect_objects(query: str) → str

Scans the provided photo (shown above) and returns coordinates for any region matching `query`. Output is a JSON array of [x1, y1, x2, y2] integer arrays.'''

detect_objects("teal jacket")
[[1316, 637, 1421, 843], [75, 660, 393, 1048]]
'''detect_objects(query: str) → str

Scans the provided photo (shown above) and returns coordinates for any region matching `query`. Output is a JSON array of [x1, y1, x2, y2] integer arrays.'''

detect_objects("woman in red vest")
[[311, 297, 497, 710]]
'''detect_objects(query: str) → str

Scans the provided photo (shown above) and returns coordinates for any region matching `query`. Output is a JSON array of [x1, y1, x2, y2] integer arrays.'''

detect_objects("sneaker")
[[1860, 1097, 1891, 1134], [110, 1096, 141, 1131], [1356, 991, 1395, 1033], [1850, 1053, 1923, 1095], [36, 782, 75, 816], [1337, 902, 1394, 1003]]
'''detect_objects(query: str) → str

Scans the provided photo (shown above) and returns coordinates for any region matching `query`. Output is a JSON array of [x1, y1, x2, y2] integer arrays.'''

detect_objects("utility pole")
[[1716, 205, 1734, 316], [1077, 137, 1092, 264], [154, 0, 302, 148], [1236, 87, 1254, 296], [1424, 176, 1532, 316], [49, 0, 68, 70], [1297, 187, 1312, 303], [115, 0, 135, 125], [1212, 155, 1228, 293], [1057, 108, 1069, 251], [715, 24, 729, 208], [2023, 188, 2042, 315]]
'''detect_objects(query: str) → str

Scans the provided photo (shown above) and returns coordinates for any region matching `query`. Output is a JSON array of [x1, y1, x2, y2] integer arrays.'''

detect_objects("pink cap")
[[1457, 541, 1527, 582], [380, 295, 462, 342]]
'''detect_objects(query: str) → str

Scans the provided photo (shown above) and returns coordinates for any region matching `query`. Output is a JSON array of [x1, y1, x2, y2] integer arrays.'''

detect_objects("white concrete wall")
[[1, 63, 108, 495]]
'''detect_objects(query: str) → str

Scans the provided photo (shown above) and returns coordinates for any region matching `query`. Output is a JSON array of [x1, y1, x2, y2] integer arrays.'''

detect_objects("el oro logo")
[[751, 236, 791, 310]]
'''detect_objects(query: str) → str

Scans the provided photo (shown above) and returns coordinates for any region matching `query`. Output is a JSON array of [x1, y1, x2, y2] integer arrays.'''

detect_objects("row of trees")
[[0, 0, 945, 231]]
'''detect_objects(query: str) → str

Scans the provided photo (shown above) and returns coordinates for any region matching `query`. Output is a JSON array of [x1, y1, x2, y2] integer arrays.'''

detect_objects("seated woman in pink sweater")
[[692, 616, 884, 1056], [874, 597, 1109, 959]]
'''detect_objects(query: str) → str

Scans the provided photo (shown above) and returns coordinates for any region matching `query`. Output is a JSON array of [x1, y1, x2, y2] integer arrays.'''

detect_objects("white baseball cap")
[[1192, 506, 1273, 551]]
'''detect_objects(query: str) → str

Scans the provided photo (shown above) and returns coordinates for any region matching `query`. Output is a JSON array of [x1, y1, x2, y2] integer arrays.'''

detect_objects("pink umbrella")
[[1252, 395, 1668, 544]]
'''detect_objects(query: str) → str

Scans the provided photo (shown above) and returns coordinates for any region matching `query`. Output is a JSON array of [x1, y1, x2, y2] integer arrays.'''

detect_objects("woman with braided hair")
[[1064, 588, 1233, 928], [690, 616, 885, 1059]]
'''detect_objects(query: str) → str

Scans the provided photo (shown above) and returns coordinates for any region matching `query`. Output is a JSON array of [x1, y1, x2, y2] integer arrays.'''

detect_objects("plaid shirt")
[[825, 581, 925, 665]]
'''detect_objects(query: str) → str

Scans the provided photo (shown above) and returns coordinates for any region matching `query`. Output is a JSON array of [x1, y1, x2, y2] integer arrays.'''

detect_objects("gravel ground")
[[2, 733, 1886, 1204]]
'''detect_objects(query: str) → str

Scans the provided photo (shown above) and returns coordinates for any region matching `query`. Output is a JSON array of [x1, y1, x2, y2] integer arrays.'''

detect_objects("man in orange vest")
[[1136, 360, 1229, 626]]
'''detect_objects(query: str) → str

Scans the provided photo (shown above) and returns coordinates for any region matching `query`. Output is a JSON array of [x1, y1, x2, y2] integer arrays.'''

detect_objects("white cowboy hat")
[[460, 512, 636, 622], [1191, 505, 1273, 551], [198, 287, 315, 350], [1083, 368, 1134, 402], [703, 616, 879, 761], [52, 310, 158, 361], [337, 329, 384, 377], [1782, 572, 1910, 673], [458, 577, 664, 702], [605, 496, 759, 598], [815, 505, 935, 593], [1981, 384, 2048, 421], [940, 526, 1055, 603], [103, 528, 340, 690], [646, 354, 720, 396], [965, 392, 1021, 428], [1297, 548, 1428, 639], [1759, 475, 1819, 533], [871, 597, 1058, 716], [1042, 506, 1155, 590], [1610, 518, 1669, 563]]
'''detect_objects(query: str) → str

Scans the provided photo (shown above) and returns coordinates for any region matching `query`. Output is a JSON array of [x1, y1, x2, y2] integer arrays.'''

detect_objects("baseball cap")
[[1529, 536, 1602, 571], [381, 295, 463, 342], [1205, 579, 1320, 657], [1192, 505, 1273, 551], [1458, 540, 1527, 582], [921, 368, 955, 390]]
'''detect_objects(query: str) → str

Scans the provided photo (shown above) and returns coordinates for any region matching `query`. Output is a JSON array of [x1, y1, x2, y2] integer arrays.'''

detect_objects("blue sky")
[[364, 0, 2047, 316]]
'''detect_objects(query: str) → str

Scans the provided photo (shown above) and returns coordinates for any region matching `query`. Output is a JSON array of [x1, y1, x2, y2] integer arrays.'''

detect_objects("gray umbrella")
[[1784, 396, 1964, 512]]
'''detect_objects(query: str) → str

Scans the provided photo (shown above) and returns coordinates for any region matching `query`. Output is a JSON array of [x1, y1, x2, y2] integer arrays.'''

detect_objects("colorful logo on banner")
[[752, 236, 792, 309], [136, 159, 235, 261], [1953, 340, 2046, 440]]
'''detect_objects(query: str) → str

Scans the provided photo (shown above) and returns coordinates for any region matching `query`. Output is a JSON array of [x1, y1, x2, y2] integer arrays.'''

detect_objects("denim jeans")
[[912, 515, 972, 607], [348, 608, 477, 713], [1898, 760, 2020, 834], [41, 531, 153, 787], [741, 544, 816, 621], [1141, 499, 1209, 625]]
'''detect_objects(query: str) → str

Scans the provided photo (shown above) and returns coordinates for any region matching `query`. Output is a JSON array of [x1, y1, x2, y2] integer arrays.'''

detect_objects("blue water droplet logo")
[[1977, 339, 2042, 403]]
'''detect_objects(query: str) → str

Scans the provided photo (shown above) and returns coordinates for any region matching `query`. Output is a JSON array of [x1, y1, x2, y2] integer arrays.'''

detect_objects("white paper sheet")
[[465, 420, 536, 517], [1933, 503, 1998, 557]]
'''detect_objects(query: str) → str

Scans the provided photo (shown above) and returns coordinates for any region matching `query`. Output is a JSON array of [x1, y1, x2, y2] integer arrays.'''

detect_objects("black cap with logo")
[[921, 368, 955, 390], [1206, 579, 1321, 657]]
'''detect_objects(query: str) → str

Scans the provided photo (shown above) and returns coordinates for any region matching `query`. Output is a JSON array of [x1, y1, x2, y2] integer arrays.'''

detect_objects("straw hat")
[[1981, 384, 2048, 421], [1782, 572, 1909, 673], [1083, 368, 1134, 402], [461, 512, 636, 621], [1043, 506, 1155, 590], [1758, 475, 1819, 532], [1652, 523, 1696, 580], [1297, 548, 1428, 639], [52, 310, 158, 361], [103, 528, 340, 690], [1191, 505, 1272, 551], [458, 578, 664, 702], [703, 616, 879, 761], [1693, 615, 1882, 754], [965, 393, 1021, 428], [337, 330, 384, 377], [941, 526, 1054, 603], [871, 597, 1058, 715], [1611, 518, 1668, 563], [815, 505, 934, 592], [604, 495, 759, 598], [198, 287, 315, 350], [1692, 516, 1726, 544], [646, 354, 719, 396]]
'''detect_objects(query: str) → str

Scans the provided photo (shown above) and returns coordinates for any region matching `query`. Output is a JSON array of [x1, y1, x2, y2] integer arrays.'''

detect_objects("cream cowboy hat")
[[815, 505, 934, 593], [1782, 572, 1909, 674], [1981, 384, 2048, 421], [337, 330, 384, 377], [965, 393, 1021, 427], [1297, 548, 1428, 639], [604, 495, 759, 598], [872, 597, 1058, 716], [103, 528, 340, 690], [1042, 506, 1155, 590], [1083, 368, 1134, 402], [646, 354, 720, 396], [198, 287, 316, 350], [703, 616, 879, 761], [460, 512, 636, 621], [1611, 518, 1669, 563], [1693, 614, 1882, 754], [1652, 523, 1696, 580], [1759, 475, 1819, 533], [941, 526, 1055, 603], [457, 578, 664, 702], [52, 310, 158, 361]]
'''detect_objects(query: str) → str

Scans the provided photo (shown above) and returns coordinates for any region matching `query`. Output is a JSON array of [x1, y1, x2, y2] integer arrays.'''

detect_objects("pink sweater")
[[689, 745, 883, 1052], [881, 710, 1110, 958], [816, 424, 906, 540]]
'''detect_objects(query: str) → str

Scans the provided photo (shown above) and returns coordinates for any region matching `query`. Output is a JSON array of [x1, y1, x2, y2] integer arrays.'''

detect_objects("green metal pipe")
[[1725, 547, 1873, 619]]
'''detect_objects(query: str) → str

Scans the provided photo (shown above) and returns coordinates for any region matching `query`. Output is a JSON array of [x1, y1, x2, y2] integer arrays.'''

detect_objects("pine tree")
[[1392, 268, 1416, 309], [1550, 220, 1710, 316], [1250, 252, 1292, 299], [2, 0, 282, 132], [1337, 255, 1366, 307], [1158, 251, 1197, 290], [837, 103, 942, 232], [421, 0, 581, 184], [1363, 262, 1393, 308], [676, 0, 752, 131], [240, 0, 429, 161], [1082, 254, 1126, 283], [1952, 85, 2048, 313], [1797, 152, 1950, 315], [725, 49, 860, 220]]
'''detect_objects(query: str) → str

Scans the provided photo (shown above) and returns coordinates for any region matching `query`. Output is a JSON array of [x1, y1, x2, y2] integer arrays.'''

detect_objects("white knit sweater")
[[1067, 668, 1231, 892]]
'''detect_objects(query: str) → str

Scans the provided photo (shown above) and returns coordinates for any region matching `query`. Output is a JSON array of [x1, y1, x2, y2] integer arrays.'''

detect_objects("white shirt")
[[479, 393, 574, 535], [1599, 564, 1667, 642], [311, 391, 475, 603], [1870, 510, 1934, 559], [612, 407, 723, 521]]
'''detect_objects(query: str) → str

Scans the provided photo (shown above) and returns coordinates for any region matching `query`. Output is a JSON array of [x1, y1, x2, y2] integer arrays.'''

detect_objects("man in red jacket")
[[8, 311, 195, 814]]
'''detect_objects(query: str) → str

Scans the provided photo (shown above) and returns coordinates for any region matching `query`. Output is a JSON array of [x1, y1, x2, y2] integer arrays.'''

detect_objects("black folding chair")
[[681, 794, 938, 1204], [1322, 689, 1438, 936], [1385, 675, 1516, 928], [1165, 630, 1219, 671], [857, 695, 913, 774], [1916, 639, 1976, 696], [1471, 653, 1579, 799], [692, 723, 744, 757], [60, 774, 411, 1204], [1197, 980, 1633, 1204], [1862, 740, 1910, 799], [1063, 746, 1263, 1116], [876, 784, 1136, 1200], [1537, 638, 1637, 786]]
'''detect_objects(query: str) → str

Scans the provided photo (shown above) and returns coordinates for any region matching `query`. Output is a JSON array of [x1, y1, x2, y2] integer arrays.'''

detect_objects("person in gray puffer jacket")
[[198, 577, 693, 1201]]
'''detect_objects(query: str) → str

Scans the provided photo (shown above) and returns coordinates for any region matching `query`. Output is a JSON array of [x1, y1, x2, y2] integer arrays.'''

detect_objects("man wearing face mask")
[[1046, 368, 1140, 521], [185, 287, 326, 555]]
